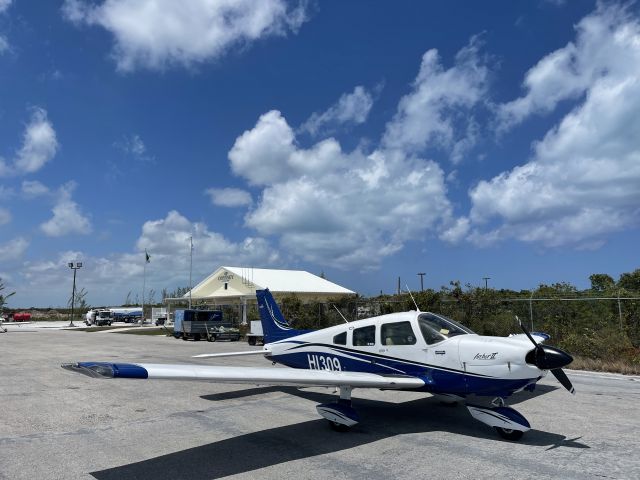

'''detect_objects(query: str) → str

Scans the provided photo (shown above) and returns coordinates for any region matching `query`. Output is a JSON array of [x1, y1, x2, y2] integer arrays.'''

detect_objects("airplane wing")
[[61, 362, 425, 389]]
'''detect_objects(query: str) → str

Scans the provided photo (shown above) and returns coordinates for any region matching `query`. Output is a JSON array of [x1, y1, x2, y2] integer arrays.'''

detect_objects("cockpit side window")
[[333, 331, 347, 345], [353, 325, 376, 346], [418, 313, 474, 338], [418, 318, 446, 345], [381, 321, 416, 345]]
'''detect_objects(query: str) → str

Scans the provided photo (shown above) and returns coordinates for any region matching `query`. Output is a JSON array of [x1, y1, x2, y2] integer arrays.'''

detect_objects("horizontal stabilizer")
[[508, 332, 550, 343]]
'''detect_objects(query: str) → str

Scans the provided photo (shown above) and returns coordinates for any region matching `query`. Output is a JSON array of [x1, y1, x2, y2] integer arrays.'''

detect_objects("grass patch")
[[115, 327, 174, 336], [569, 355, 640, 375]]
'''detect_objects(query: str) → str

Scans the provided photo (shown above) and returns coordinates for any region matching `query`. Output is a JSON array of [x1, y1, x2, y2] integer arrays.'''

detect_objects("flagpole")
[[142, 255, 146, 326], [189, 236, 193, 309], [142, 249, 150, 326]]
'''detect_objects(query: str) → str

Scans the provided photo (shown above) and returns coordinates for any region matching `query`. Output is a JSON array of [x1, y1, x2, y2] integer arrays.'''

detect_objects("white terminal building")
[[167, 266, 355, 324]]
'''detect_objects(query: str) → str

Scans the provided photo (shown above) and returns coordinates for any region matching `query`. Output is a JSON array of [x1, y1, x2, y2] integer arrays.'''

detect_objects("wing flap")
[[192, 350, 270, 359], [62, 362, 425, 389]]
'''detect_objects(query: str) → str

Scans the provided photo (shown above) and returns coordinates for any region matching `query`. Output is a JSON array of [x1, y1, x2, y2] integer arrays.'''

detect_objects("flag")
[[145, 249, 150, 263]]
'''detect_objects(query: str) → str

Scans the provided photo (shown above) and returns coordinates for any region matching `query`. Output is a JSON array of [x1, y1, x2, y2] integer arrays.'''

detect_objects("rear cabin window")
[[353, 325, 376, 346], [381, 321, 416, 345], [333, 331, 347, 345]]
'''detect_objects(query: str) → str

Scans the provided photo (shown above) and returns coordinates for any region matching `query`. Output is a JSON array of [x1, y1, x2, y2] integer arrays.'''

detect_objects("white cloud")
[[226, 40, 494, 269], [382, 36, 489, 161], [229, 110, 346, 186], [0, 237, 28, 262], [439, 217, 470, 244], [18, 210, 279, 306], [205, 187, 252, 207], [462, 4, 640, 248], [0, 108, 59, 177], [0, 185, 14, 199], [134, 210, 279, 291], [40, 183, 92, 237], [62, 0, 308, 72], [22, 180, 50, 198], [300, 86, 374, 136], [0, 0, 10, 54], [10, 210, 276, 305], [115, 133, 155, 163], [497, 4, 638, 131], [231, 112, 453, 269], [0, 206, 11, 225]]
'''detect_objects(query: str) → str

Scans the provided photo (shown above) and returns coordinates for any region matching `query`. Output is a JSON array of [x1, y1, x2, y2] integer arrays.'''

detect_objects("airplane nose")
[[525, 345, 573, 370]]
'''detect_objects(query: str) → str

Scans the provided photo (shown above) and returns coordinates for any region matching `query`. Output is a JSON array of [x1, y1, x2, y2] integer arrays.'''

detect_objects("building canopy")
[[184, 266, 355, 304]]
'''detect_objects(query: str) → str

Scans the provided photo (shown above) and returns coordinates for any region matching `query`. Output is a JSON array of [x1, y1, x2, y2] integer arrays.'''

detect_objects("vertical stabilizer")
[[256, 289, 306, 343]]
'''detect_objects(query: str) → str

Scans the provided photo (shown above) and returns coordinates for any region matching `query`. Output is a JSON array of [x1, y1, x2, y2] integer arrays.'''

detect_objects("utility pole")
[[68, 262, 82, 327], [417, 272, 426, 292], [483, 276, 491, 290]]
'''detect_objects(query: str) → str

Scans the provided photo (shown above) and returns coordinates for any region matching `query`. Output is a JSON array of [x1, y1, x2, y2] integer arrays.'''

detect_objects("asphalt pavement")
[[1, 328, 639, 479]]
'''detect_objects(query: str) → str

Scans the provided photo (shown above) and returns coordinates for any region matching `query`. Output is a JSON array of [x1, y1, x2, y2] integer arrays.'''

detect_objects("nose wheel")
[[494, 427, 524, 440], [466, 397, 530, 441]]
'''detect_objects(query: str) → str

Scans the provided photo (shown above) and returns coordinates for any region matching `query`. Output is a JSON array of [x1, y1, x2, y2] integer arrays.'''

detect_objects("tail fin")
[[256, 289, 306, 343]]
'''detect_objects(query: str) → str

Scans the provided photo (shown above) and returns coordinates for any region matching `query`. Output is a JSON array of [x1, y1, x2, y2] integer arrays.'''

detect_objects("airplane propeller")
[[517, 316, 575, 395]]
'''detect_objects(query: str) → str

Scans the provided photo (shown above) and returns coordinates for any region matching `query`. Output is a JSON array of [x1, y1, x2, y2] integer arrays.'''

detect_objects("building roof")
[[186, 266, 355, 300], [224, 266, 355, 294]]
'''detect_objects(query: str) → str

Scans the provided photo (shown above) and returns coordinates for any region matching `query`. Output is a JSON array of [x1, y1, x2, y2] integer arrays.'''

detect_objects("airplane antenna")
[[333, 304, 349, 324], [405, 284, 420, 312]]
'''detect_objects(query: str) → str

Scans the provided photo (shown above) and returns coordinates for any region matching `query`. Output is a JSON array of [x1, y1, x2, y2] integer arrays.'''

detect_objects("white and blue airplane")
[[62, 289, 575, 440]]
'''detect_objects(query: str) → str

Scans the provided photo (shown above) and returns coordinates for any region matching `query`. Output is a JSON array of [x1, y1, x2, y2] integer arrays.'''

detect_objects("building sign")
[[218, 272, 234, 283]]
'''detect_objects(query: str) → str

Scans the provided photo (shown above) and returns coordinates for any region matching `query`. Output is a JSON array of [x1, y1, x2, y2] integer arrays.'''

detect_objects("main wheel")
[[494, 427, 524, 441], [248, 337, 256, 346], [329, 420, 351, 432]]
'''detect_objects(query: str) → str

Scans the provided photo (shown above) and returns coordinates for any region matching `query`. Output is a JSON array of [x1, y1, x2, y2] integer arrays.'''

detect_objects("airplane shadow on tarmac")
[[91, 386, 589, 480]]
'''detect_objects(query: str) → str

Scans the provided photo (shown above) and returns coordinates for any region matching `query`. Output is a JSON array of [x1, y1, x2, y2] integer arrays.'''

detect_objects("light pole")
[[417, 272, 426, 292], [483, 276, 491, 290], [68, 262, 82, 327]]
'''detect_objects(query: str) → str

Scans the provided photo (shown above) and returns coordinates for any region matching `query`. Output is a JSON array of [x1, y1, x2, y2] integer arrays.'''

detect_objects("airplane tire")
[[494, 427, 524, 441], [329, 421, 351, 433], [248, 337, 256, 346]]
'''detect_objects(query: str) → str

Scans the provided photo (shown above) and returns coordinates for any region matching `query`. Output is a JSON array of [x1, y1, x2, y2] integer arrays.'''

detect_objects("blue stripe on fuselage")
[[269, 342, 538, 397]]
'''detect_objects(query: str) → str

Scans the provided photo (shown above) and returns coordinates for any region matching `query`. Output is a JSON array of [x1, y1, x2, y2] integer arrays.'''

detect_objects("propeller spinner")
[[517, 316, 576, 395]]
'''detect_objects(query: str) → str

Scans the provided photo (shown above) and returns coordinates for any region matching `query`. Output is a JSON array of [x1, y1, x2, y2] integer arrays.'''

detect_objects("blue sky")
[[1, 0, 639, 307]]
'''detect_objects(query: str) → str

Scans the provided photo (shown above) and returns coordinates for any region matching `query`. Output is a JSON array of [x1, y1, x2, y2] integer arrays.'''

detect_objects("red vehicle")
[[9, 312, 31, 322]]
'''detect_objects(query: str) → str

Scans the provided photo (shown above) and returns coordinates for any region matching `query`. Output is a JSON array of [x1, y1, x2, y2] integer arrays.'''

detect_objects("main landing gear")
[[466, 396, 530, 441], [316, 386, 360, 431]]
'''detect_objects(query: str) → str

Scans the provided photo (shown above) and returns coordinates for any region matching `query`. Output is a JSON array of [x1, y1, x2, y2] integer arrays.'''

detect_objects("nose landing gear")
[[466, 397, 530, 441]]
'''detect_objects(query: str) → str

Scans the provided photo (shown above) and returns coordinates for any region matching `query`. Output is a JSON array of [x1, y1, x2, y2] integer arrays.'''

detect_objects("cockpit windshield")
[[418, 313, 475, 345]]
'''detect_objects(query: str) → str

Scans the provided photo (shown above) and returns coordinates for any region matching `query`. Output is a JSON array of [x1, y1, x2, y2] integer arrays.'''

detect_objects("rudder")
[[256, 289, 305, 343]]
